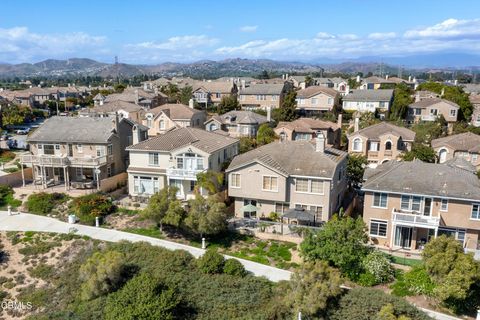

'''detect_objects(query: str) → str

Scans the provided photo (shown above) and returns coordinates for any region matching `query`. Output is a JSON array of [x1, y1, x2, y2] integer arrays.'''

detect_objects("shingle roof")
[[431, 132, 480, 153], [148, 104, 203, 120], [348, 122, 416, 141], [226, 140, 347, 178], [409, 98, 459, 109], [362, 160, 480, 201], [343, 89, 394, 102], [296, 86, 338, 99], [93, 100, 143, 113], [276, 118, 339, 132], [27, 116, 115, 143], [469, 94, 480, 104], [126, 127, 238, 154], [363, 76, 395, 84], [193, 81, 234, 93], [240, 83, 285, 95], [207, 111, 268, 125]]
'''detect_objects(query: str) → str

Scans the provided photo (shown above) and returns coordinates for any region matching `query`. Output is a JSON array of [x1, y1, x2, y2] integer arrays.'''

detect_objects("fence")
[[99, 172, 128, 193], [0, 168, 33, 187]]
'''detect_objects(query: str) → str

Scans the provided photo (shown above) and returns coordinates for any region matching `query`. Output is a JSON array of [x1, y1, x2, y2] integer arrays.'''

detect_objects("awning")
[[282, 208, 316, 222], [241, 204, 259, 212]]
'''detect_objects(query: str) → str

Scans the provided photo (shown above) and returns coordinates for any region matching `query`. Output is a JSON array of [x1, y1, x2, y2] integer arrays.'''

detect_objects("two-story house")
[[470, 94, 480, 127], [192, 81, 237, 107], [362, 160, 480, 253], [274, 118, 342, 148], [88, 100, 146, 123], [406, 98, 459, 123], [238, 83, 289, 110], [432, 132, 480, 167], [295, 86, 340, 114], [143, 102, 206, 136], [204, 110, 269, 138], [226, 136, 348, 222], [126, 127, 239, 201], [342, 89, 394, 118], [347, 120, 415, 167], [21, 116, 148, 190]]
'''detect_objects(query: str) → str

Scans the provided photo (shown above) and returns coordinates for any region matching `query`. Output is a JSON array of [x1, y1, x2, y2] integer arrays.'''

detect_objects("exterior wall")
[[433, 145, 480, 168], [144, 111, 206, 136], [407, 101, 458, 123], [273, 127, 341, 148], [100, 172, 127, 192], [343, 100, 389, 113], [0, 168, 33, 187], [296, 92, 339, 112], [471, 104, 480, 127], [239, 94, 282, 110], [348, 133, 412, 166]]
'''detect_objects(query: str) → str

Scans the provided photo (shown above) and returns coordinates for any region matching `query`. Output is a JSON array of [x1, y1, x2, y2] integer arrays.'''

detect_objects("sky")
[[1, 0, 480, 65]]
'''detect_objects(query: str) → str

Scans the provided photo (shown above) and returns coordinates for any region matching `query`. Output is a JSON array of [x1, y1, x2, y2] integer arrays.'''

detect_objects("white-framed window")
[[55, 144, 60, 150], [311, 205, 323, 217], [274, 202, 289, 214], [440, 199, 448, 211], [295, 204, 308, 210], [262, 176, 278, 191], [450, 109, 457, 117], [96, 146, 104, 157], [295, 133, 310, 141], [299, 98, 305, 105], [159, 120, 165, 130], [415, 108, 421, 115], [372, 192, 388, 208], [471, 203, 480, 220], [77, 144, 83, 153], [311, 98, 318, 105], [272, 95, 278, 101], [230, 173, 241, 188], [76, 167, 83, 178], [352, 138, 362, 151], [430, 109, 438, 115], [369, 219, 387, 237], [311, 180, 323, 194], [38, 144, 43, 150], [256, 95, 266, 101], [327, 97, 333, 105], [239, 95, 245, 101], [295, 178, 309, 192], [295, 178, 323, 194], [147, 119, 152, 128], [369, 142, 379, 151], [472, 153, 478, 163], [107, 144, 113, 155], [148, 153, 159, 166]]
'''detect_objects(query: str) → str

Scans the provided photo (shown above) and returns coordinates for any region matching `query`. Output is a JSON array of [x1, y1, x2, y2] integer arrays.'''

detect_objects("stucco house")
[[407, 98, 459, 123], [274, 118, 341, 148], [87, 100, 146, 122], [342, 89, 394, 118], [204, 110, 269, 138], [432, 132, 480, 167], [238, 83, 290, 110], [295, 86, 340, 114], [192, 81, 237, 107]]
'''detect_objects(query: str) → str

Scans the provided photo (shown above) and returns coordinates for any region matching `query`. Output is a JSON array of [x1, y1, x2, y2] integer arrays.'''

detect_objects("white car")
[[16, 128, 30, 135]]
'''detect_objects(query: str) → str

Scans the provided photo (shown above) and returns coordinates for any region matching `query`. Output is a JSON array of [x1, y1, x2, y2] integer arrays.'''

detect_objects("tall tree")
[[402, 144, 436, 163], [143, 186, 179, 231], [185, 195, 228, 238], [256, 123, 276, 145], [196, 170, 224, 195], [272, 90, 298, 122], [346, 154, 368, 188], [217, 95, 240, 114], [389, 83, 413, 120], [177, 86, 193, 105]]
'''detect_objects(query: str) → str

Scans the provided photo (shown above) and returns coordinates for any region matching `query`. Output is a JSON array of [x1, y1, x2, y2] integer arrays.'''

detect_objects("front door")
[[423, 198, 432, 216], [394, 226, 413, 248]]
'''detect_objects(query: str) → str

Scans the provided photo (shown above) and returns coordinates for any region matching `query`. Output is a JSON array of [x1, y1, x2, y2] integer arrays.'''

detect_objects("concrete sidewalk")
[[0, 211, 292, 282]]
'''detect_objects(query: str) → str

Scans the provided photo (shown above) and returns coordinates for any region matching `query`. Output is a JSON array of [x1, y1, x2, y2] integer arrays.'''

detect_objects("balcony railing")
[[392, 208, 440, 227], [166, 167, 204, 180], [421, 114, 437, 121], [21, 154, 107, 167]]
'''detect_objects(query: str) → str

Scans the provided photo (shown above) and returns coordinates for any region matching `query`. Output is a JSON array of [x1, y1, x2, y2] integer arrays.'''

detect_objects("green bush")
[[70, 193, 115, 225], [391, 266, 435, 297], [29, 263, 54, 280], [25, 192, 68, 215], [0, 184, 21, 208], [362, 250, 395, 284], [357, 272, 377, 287], [223, 259, 247, 277], [197, 249, 225, 274]]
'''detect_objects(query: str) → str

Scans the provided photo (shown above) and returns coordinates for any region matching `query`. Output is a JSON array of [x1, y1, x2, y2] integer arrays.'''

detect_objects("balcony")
[[21, 154, 108, 167], [392, 208, 440, 228], [421, 114, 437, 121], [166, 167, 204, 180]]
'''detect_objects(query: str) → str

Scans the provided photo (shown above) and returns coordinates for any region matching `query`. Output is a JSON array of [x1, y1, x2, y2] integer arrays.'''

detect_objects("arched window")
[[438, 148, 448, 163], [210, 123, 217, 131], [353, 138, 362, 151], [385, 141, 392, 150]]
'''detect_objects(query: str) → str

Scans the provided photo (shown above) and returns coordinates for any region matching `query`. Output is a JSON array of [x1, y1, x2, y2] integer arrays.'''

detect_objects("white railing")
[[421, 114, 437, 121], [166, 167, 204, 180], [392, 209, 440, 227], [21, 154, 107, 167]]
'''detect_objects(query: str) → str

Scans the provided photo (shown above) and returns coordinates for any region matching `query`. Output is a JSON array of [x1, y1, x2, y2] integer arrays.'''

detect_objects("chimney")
[[337, 113, 342, 127], [316, 132, 325, 153], [143, 83, 148, 91], [408, 75, 412, 82], [385, 74, 389, 80], [267, 106, 272, 122], [189, 98, 194, 109], [154, 87, 158, 95], [286, 73, 289, 79], [415, 92, 420, 102], [413, 77, 417, 83], [356, 75, 361, 83], [132, 125, 140, 145], [134, 89, 139, 104], [441, 88, 445, 97], [100, 99, 104, 106], [241, 80, 246, 90], [345, 84, 350, 94], [354, 116, 359, 132], [112, 112, 119, 132]]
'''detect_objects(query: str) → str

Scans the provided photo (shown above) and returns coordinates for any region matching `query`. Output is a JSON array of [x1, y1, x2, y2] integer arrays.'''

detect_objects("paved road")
[[0, 211, 292, 282]]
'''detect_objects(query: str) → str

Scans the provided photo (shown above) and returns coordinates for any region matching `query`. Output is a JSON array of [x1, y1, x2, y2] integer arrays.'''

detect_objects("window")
[[369, 142, 379, 151], [76, 167, 83, 178], [373, 192, 388, 208], [311, 180, 323, 194], [147, 119, 152, 128], [401, 195, 410, 210], [148, 153, 159, 166], [55, 144, 60, 150], [430, 109, 438, 115], [385, 141, 392, 150], [411, 196, 422, 212], [295, 133, 310, 141], [77, 144, 83, 153], [295, 204, 308, 210], [441, 199, 448, 211], [295, 178, 309, 192], [272, 95, 278, 101], [299, 98, 305, 105], [370, 220, 387, 237], [107, 144, 113, 155], [190, 180, 196, 192], [275, 203, 289, 214], [328, 98, 333, 105], [43, 144, 55, 155], [352, 138, 362, 151], [450, 109, 457, 117], [230, 173, 241, 188], [311, 206, 323, 217], [177, 157, 184, 169], [262, 176, 278, 191], [472, 204, 480, 220], [311, 98, 318, 105], [107, 165, 112, 177], [472, 154, 478, 163], [415, 108, 421, 115], [256, 95, 266, 101], [159, 120, 165, 129], [38, 144, 43, 150], [96, 146, 104, 157]]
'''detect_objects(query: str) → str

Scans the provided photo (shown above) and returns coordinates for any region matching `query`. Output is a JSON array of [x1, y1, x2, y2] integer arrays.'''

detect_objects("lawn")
[[388, 254, 423, 267], [122, 226, 164, 239]]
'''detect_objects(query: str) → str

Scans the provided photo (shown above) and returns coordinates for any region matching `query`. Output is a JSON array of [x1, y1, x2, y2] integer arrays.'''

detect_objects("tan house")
[[362, 160, 480, 253], [432, 132, 480, 167], [347, 121, 415, 167], [342, 89, 394, 118], [296, 86, 340, 114], [274, 118, 341, 148], [87, 100, 146, 122], [239, 83, 290, 110], [126, 127, 239, 201], [105, 87, 167, 109], [407, 98, 459, 123], [20, 116, 148, 190], [192, 81, 237, 107], [470, 94, 480, 127], [143, 102, 206, 136], [204, 110, 269, 138], [226, 137, 348, 222]]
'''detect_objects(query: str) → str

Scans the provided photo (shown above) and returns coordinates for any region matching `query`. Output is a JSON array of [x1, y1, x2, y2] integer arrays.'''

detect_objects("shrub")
[[223, 259, 247, 277], [197, 249, 225, 274], [0, 184, 21, 208], [391, 266, 435, 297], [71, 193, 115, 225], [25, 192, 67, 215], [362, 250, 395, 284], [357, 272, 377, 287], [29, 263, 54, 280]]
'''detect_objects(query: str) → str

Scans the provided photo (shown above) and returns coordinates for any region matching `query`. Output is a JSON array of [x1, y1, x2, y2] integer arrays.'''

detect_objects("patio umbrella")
[[241, 203, 259, 213], [282, 208, 316, 222]]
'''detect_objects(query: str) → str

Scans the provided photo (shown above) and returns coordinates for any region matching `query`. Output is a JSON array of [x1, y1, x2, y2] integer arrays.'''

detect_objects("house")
[[362, 160, 480, 252], [126, 127, 239, 201], [295, 86, 340, 114], [238, 83, 290, 110], [143, 101, 206, 136], [204, 110, 270, 138], [88, 100, 146, 122], [93, 93, 106, 106], [470, 94, 480, 127], [274, 117, 342, 148], [432, 132, 480, 167], [342, 89, 394, 117], [192, 81, 237, 107], [462, 84, 480, 94], [289, 76, 308, 89], [105, 87, 166, 109], [407, 98, 459, 123], [226, 136, 348, 222], [20, 116, 148, 190], [360, 76, 396, 90]]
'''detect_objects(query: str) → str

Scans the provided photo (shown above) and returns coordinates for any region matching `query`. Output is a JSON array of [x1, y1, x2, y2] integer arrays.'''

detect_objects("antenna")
[[114, 56, 118, 65]]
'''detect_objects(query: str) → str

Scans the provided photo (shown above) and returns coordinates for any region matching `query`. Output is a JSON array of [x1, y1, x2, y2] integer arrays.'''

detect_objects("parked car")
[[16, 128, 30, 135]]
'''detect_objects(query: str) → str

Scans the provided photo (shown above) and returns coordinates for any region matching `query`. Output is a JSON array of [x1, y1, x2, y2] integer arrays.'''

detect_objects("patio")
[[13, 183, 97, 200]]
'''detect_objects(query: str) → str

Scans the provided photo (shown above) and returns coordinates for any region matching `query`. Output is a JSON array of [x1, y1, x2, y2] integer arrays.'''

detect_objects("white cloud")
[[128, 35, 218, 50], [239, 25, 258, 33], [368, 32, 396, 40], [404, 18, 480, 39]]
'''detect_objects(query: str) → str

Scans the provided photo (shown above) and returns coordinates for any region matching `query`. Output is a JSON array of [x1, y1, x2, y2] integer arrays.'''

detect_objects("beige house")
[[86, 100, 146, 122], [105, 87, 167, 109], [362, 160, 480, 253], [347, 121, 415, 167], [470, 94, 480, 127], [143, 102, 206, 136], [239, 83, 290, 110], [407, 98, 459, 123], [192, 81, 237, 106], [126, 127, 239, 201], [226, 137, 348, 222], [296, 86, 340, 113], [21, 116, 148, 190], [342, 89, 394, 118], [204, 110, 269, 138], [274, 118, 341, 148], [432, 132, 480, 167]]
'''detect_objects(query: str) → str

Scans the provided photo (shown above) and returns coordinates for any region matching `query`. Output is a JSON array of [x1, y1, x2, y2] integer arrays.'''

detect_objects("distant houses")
[[342, 89, 394, 118]]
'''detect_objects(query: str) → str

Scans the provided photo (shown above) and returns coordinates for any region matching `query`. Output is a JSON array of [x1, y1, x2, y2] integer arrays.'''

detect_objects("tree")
[[143, 186, 179, 230], [223, 259, 247, 277], [239, 137, 256, 153], [114, 83, 126, 93], [376, 304, 412, 320], [256, 123, 276, 145], [346, 154, 368, 188], [272, 90, 298, 122], [390, 83, 413, 120], [304, 75, 313, 87], [185, 195, 228, 238], [411, 117, 446, 144], [300, 216, 369, 279], [2, 104, 31, 126], [196, 170, 224, 195], [217, 95, 240, 114], [162, 200, 186, 229], [258, 70, 270, 79], [288, 261, 342, 318], [104, 273, 181, 320], [402, 144, 436, 163], [197, 249, 225, 274], [177, 86, 193, 105]]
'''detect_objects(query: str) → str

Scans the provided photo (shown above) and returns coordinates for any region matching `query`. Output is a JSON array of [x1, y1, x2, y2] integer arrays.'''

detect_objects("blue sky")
[[1, 0, 480, 64]]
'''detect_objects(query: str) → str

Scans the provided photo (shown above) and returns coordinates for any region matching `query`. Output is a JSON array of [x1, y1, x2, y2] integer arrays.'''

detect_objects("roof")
[[362, 160, 480, 201], [27, 116, 115, 143], [240, 83, 285, 95], [126, 127, 238, 154], [93, 100, 143, 113], [282, 208, 316, 222], [290, 76, 306, 83], [207, 111, 268, 125], [348, 122, 416, 141], [363, 76, 395, 84], [296, 86, 338, 99], [93, 93, 105, 100], [226, 140, 347, 178], [343, 89, 394, 102], [469, 94, 480, 104], [193, 81, 234, 93], [409, 98, 459, 109], [276, 118, 339, 132], [148, 103, 203, 120], [431, 132, 480, 153]]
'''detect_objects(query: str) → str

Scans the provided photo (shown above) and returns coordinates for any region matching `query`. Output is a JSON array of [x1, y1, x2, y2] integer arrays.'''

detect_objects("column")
[[41, 166, 46, 189], [21, 164, 25, 187], [390, 223, 396, 249], [434, 227, 438, 238], [63, 167, 68, 191], [66, 167, 70, 190]]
